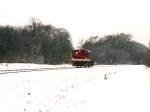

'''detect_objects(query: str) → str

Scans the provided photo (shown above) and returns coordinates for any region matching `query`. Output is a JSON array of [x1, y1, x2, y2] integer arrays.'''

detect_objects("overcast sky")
[[0, 0, 150, 47]]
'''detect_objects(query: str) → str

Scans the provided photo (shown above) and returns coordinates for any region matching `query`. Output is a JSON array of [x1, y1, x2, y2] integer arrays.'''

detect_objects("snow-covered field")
[[0, 63, 150, 112]]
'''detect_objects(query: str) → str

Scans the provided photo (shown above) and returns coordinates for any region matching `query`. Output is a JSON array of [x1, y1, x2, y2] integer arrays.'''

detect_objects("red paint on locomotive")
[[72, 49, 94, 67]]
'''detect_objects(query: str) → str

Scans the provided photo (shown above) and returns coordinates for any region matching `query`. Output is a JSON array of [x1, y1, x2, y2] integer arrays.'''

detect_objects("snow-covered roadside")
[[70, 65, 150, 112], [0, 64, 149, 112]]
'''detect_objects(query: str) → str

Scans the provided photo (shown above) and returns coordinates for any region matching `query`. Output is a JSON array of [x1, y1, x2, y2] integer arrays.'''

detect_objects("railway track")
[[0, 66, 76, 74], [0, 65, 118, 74]]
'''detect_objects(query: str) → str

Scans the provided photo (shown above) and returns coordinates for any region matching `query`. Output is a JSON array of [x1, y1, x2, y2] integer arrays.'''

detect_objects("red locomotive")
[[72, 49, 94, 67]]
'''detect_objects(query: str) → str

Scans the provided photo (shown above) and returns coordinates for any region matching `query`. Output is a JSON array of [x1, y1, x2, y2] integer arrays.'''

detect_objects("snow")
[[0, 64, 150, 112]]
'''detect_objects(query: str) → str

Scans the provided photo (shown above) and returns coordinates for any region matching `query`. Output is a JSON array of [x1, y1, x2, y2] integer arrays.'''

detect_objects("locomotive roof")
[[73, 49, 92, 52]]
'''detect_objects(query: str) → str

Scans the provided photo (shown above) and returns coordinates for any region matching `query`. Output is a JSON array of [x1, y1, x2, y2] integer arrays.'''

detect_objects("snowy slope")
[[0, 64, 149, 112]]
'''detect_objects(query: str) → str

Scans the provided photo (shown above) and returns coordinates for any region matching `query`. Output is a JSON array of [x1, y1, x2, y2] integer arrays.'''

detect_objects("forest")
[[0, 20, 73, 64], [82, 34, 150, 65], [0, 20, 150, 65]]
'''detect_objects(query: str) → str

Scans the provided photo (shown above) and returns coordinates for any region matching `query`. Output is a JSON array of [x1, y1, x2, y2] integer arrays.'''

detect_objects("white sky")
[[0, 0, 150, 47]]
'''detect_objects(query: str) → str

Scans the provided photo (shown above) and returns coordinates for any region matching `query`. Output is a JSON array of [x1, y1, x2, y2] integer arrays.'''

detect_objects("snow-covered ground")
[[0, 63, 150, 112]]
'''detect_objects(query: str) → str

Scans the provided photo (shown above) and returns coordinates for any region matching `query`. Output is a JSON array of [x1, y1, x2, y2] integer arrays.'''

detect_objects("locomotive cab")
[[72, 49, 93, 67]]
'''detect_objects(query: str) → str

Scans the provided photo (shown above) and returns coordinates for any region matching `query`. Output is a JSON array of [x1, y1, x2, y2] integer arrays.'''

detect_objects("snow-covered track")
[[0, 64, 118, 74], [0, 66, 76, 74]]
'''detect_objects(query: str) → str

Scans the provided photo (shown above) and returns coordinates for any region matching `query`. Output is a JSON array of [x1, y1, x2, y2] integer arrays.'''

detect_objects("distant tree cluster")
[[1, 19, 150, 65], [82, 33, 150, 64], [0, 21, 73, 64]]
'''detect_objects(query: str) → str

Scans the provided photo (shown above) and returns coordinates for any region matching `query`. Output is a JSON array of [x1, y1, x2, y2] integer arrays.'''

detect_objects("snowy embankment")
[[0, 64, 149, 112]]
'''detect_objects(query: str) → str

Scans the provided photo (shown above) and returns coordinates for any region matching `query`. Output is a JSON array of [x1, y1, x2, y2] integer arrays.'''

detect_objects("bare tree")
[[149, 40, 150, 49], [77, 36, 85, 49], [31, 17, 42, 63]]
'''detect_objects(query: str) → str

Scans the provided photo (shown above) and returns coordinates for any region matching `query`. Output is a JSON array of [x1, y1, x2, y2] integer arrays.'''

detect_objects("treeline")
[[82, 33, 150, 64], [0, 21, 73, 64], [0, 21, 150, 65]]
